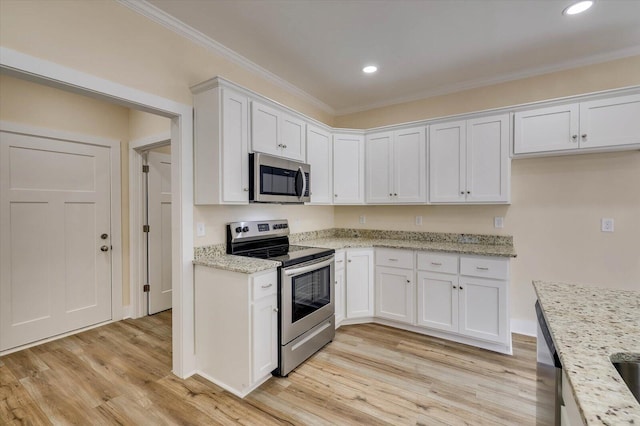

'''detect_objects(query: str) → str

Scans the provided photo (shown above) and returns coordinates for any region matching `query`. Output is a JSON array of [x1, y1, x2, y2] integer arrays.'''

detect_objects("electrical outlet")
[[196, 222, 206, 237], [415, 216, 423, 226], [601, 218, 614, 232], [359, 215, 366, 224], [494, 216, 504, 229]]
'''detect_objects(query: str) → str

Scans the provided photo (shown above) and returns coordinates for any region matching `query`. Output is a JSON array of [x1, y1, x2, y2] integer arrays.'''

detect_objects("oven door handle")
[[283, 256, 334, 276]]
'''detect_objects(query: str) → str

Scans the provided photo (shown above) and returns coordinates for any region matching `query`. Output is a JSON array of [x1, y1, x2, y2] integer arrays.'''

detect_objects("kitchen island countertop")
[[533, 280, 640, 425]]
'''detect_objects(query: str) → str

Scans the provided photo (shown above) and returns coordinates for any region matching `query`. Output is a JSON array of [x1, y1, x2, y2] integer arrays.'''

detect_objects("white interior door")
[[0, 131, 112, 351], [146, 151, 172, 315]]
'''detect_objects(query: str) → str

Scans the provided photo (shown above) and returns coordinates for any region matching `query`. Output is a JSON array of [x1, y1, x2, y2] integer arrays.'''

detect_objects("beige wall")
[[129, 110, 171, 142]]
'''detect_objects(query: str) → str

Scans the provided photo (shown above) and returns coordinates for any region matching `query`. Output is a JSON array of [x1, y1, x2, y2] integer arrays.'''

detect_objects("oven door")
[[280, 255, 334, 344]]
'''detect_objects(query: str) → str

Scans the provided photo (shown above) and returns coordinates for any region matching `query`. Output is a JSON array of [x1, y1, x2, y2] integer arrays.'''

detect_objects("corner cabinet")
[[195, 267, 278, 398], [333, 133, 365, 204], [192, 83, 249, 205], [514, 93, 640, 156], [345, 248, 374, 318], [306, 125, 333, 204], [251, 100, 306, 161], [366, 127, 426, 204], [428, 114, 510, 204]]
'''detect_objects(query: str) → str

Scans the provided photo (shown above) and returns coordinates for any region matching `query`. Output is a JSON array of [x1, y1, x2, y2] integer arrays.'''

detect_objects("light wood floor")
[[1, 311, 538, 425]]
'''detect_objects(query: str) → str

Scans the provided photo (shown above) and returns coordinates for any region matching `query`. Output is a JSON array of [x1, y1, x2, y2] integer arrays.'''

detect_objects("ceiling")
[[144, 0, 640, 115]]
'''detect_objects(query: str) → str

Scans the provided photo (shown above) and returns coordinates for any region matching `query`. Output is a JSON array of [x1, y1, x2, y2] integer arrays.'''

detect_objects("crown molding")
[[116, 0, 335, 116], [335, 45, 640, 116]]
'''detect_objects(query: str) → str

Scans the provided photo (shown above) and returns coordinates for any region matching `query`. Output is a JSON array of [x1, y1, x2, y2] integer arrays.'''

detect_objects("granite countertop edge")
[[533, 280, 640, 426], [193, 235, 516, 274]]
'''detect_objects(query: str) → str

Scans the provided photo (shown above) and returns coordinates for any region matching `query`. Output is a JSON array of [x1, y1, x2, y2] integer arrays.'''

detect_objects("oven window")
[[291, 264, 331, 323]]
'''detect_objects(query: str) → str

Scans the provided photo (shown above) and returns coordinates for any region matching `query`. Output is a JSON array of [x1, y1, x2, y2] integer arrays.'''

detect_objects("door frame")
[[129, 132, 171, 318], [0, 47, 196, 378], [0, 121, 122, 348]]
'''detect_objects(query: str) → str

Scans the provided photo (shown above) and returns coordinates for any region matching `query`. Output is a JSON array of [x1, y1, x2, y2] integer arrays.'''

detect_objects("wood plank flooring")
[[1, 311, 538, 425]]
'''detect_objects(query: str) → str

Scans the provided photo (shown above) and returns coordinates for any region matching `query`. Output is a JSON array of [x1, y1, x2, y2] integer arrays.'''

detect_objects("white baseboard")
[[510, 319, 537, 337]]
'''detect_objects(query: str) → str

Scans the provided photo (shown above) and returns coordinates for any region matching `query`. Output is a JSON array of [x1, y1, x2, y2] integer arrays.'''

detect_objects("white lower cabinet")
[[375, 266, 415, 324], [345, 248, 374, 318], [375, 248, 415, 324], [251, 295, 278, 383], [334, 250, 346, 327], [195, 267, 277, 398], [416, 271, 459, 333], [414, 251, 511, 347]]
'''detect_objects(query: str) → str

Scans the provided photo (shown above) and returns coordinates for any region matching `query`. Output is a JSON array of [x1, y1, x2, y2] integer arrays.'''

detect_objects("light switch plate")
[[359, 215, 366, 224], [494, 216, 504, 229], [601, 218, 614, 232], [415, 216, 423, 226], [196, 222, 206, 237]]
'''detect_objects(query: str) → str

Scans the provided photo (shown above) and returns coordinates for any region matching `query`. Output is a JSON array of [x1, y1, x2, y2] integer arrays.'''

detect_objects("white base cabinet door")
[[251, 295, 278, 383], [416, 271, 459, 333], [375, 266, 415, 324], [345, 249, 374, 318], [458, 276, 508, 344], [334, 250, 346, 327]]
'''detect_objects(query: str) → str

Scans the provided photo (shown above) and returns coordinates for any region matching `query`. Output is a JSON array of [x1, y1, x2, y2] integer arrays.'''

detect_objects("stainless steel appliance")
[[249, 153, 310, 204], [536, 300, 562, 426], [227, 219, 335, 377]]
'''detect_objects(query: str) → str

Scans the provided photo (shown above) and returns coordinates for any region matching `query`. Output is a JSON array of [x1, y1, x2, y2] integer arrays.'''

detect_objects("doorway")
[[0, 47, 195, 378]]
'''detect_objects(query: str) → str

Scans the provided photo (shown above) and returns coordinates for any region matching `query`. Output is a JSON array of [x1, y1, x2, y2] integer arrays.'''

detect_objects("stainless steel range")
[[226, 219, 335, 376]]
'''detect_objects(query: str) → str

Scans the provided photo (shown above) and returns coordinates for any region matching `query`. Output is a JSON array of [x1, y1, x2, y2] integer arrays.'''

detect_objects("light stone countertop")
[[533, 281, 640, 425], [193, 229, 516, 274], [299, 237, 517, 258]]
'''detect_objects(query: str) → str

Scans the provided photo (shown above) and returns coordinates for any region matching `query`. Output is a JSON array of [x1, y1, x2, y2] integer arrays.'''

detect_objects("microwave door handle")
[[296, 166, 306, 199]]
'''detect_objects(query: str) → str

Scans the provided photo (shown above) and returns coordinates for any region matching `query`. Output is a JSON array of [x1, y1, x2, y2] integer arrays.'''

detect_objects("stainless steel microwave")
[[249, 152, 310, 204]]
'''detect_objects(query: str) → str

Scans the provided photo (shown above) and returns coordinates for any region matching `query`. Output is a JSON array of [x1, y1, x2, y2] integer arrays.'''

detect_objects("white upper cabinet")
[[193, 85, 249, 205], [514, 93, 640, 156], [366, 126, 426, 204], [333, 133, 365, 204], [429, 114, 510, 204], [306, 125, 333, 204], [579, 94, 640, 149], [251, 100, 306, 161]]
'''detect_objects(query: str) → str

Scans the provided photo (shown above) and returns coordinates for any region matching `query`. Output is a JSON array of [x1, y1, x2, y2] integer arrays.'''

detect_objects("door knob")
[[101, 233, 108, 240], [100, 245, 109, 252]]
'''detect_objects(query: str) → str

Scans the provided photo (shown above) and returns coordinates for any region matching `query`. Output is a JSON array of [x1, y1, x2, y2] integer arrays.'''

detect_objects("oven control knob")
[[242, 226, 249, 233], [235, 226, 242, 233], [283, 224, 288, 229], [273, 224, 280, 229]]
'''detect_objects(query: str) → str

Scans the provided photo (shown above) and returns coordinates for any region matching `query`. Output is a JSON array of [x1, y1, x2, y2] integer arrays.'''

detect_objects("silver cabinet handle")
[[459, 286, 464, 290], [431, 262, 442, 266], [336, 260, 343, 263], [261, 283, 273, 289], [388, 258, 398, 262], [389, 193, 393, 196], [243, 187, 249, 191], [273, 307, 279, 313], [453, 285, 457, 289], [460, 191, 464, 195], [582, 134, 587, 140], [406, 280, 410, 284], [100, 245, 109, 252], [466, 191, 470, 194], [476, 266, 489, 271], [572, 135, 578, 141], [348, 259, 351, 263], [100, 233, 109, 240], [394, 193, 397, 196]]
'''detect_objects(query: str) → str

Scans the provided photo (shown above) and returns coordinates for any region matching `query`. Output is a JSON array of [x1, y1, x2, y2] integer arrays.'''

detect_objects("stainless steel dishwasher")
[[536, 300, 563, 426]]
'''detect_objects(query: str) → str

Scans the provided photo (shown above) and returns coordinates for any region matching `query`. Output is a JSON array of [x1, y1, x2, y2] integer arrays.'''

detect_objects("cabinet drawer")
[[460, 256, 508, 280], [376, 248, 414, 269], [252, 270, 277, 300], [416, 252, 458, 274], [334, 250, 346, 270]]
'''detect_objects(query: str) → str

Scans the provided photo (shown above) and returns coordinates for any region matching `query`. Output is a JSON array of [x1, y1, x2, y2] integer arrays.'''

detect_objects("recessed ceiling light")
[[363, 65, 378, 74], [563, 0, 594, 15]]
